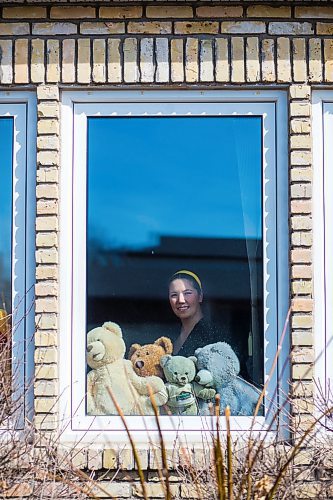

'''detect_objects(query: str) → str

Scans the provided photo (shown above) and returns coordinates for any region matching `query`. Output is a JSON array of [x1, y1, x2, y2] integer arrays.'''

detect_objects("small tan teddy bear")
[[128, 337, 173, 379], [86, 322, 168, 416]]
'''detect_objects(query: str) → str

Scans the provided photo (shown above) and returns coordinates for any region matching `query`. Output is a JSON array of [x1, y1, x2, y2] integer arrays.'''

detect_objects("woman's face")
[[168, 278, 203, 320]]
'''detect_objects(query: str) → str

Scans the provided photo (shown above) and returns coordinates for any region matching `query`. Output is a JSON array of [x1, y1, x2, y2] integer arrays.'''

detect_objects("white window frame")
[[60, 90, 288, 443], [0, 92, 36, 430], [313, 91, 333, 419]]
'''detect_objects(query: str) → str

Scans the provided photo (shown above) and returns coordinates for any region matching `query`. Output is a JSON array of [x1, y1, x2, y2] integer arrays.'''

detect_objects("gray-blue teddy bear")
[[190, 342, 261, 416]]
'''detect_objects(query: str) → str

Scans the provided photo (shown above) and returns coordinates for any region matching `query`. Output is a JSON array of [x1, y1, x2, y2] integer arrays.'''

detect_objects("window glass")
[[86, 116, 263, 416], [0, 117, 13, 398]]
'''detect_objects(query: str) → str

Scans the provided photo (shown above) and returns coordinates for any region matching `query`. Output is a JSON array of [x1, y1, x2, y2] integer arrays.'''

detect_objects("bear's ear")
[[102, 322, 123, 338], [128, 343, 141, 359], [194, 347, 202, 356], [188, 356, 197, 365], [155, 336, 173, 354], [160, 354, 172, 368]]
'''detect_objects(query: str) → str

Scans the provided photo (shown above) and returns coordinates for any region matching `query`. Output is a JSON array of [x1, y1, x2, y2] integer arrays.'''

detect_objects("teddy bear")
[[160, 355, 216, 416], [190, 342, 261, 417], [86, 322, 168, 416], [128, 337, 173, 379]]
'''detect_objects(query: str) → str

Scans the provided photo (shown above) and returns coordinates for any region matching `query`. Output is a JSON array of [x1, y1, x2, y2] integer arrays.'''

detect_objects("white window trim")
[[0, 92, 36, 431], [60, 90, 288, 444], [313, 91, 333, 424]]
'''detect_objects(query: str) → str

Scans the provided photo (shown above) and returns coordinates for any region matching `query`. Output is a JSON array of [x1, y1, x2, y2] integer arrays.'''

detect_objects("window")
[[313, 92, 333, 410], [0, 93, 36, 429], [60, 91, 288, 439]]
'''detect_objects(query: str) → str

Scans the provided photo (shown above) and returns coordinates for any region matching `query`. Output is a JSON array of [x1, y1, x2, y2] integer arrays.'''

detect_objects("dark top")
[[172, 319, 227, 358]]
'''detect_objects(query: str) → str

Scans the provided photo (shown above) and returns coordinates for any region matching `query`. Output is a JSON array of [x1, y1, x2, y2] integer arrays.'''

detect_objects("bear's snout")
[[135, 360, 144, 369]]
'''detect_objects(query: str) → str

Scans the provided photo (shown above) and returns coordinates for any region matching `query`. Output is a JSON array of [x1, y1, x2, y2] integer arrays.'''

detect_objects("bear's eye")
[[174, 372, 178, 375], [146, 352, 149, 355], [185, 372, 188, 375]]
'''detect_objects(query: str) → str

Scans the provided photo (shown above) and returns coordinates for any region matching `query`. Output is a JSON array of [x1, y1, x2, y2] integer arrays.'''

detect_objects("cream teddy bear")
[[86, 322, 168, 416]]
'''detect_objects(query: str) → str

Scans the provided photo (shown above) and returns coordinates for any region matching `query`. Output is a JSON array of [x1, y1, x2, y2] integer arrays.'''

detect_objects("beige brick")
[[291, 231, 312, 247], [36, 216, 58, 232], [291, 248, 311, 263], [2, 483, 33, 498], [290, 134, 311, 149], [38, 102, 59, 118], [51, 6, 95, 19], [37, 85, 59, 101], [292, 312, 313, 328], [34, 414, 58, 431], [246, 37, 260, 82], [293, 39, 307, 83], [107, 39, 121, 83], [317, 23, 333, 35], [134, 483, 179, 498], [215, 38, 229, 82], [292, 280, 312, 295], [14, 39, 28, 84], [140, 38, 154, 83], [37, 135, 59, 151], [231, 37, 245, 83], [87, 449, 103, 470], [290, 200, 312, 214], [290, 118, 311, 134], [90, 482, 131, 498], [35, 297, 58, 313], [200, 39, 214, 82], [103, 449, 118, 469], [128, 22, 171, 35], [247, 6, 291, 18], [155, 38, 169, 83], [100, 7, 142, 19], [171, 39, 184, 83], [292, 330, 313, 346], [185, 38, 198, 83], [175, 22, 218, 35], [147, 6, 193, 18], [35, 330, 57, 349], [36, 265, 58, 280], [80, 22, 124, 35], [291, 347, 314, 364], [35, 346, 57, 364], [31, 39, 45, 83], [0, 23, 29, 36], [123, 38, 138, 83], [261, 38, 275, 82], [62, 39, 75, 84], [36, 248, 58, 264], [0, 40, 13, 84], [37, 151, 59, 166], [291, 151, 312, 166], [309, 39, 322, 83], [292, 298, 313, 312], [277, 38, 291, 83], [197, 6, 243, 18], [93, 39, 106, 83], [3, 7, 46, 18], [35, 364, 59, 380], [36, 231, 57, 247], [296, 7, 333, 19], [290, 183, 312, 199], [291, 215, 312, 230], [78, 38, 91, 84], [289, 84, 311, 99], [291, 380, 314, 397], [291, 265, 312, 279], [35, 313, 57, 330], [37, 168, 58, 184], [35, 380, 58, 397], [290, 167, 312, 181], [35, 397, 57, 413], [119, 448, 133, 470], [269, 22, 313, 35], [33, 23, 77, 36], [46, 40, 60, 83], [222, 21, 265, 34], [292, 363, 313, 379], [290, 102, 311, 117], [324, 40, 333, 82]]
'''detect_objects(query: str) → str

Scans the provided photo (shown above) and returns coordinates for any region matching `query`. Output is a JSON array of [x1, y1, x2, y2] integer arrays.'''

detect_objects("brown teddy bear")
[[128, 337, 173, 379]]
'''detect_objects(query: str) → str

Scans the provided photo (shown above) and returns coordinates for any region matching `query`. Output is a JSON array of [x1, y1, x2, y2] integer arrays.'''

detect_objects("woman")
[[168, 270, 225, 357]]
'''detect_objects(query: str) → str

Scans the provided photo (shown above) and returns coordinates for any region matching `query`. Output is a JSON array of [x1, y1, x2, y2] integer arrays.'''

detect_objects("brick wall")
[[0, 2, 325, 497]]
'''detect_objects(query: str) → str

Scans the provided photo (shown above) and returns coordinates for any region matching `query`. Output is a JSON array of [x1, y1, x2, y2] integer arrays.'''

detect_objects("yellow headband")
[[173, 270, 202, 291]]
